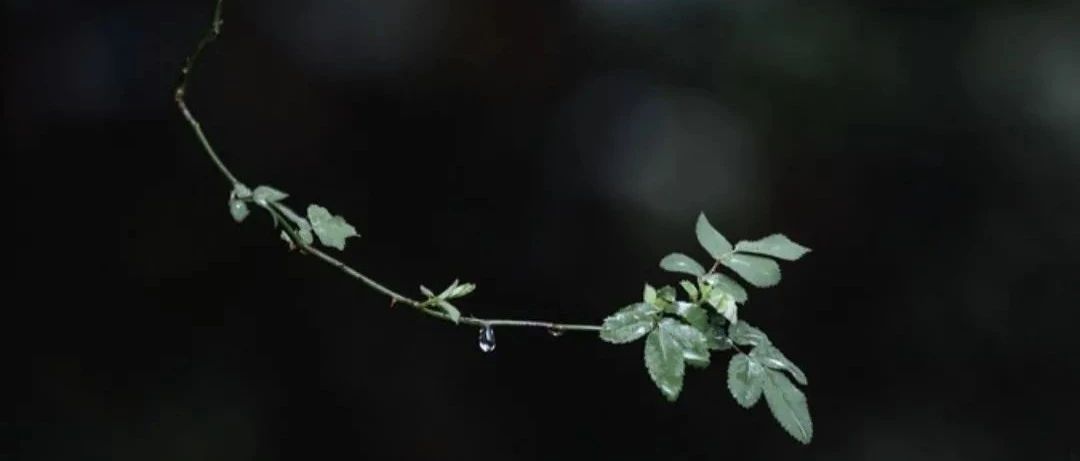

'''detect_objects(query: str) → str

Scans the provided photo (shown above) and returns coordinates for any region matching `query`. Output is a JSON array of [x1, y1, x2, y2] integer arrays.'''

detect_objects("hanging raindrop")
[[547, 328, 565, 337], [478, 325, 496, 352]]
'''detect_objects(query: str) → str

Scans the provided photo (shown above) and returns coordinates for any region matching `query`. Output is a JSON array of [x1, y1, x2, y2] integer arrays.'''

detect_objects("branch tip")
[[176, 0, 602, 335]]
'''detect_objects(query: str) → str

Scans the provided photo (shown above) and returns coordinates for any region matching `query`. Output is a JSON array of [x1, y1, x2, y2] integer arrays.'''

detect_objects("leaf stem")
[[705, 250, 734, 275], [177, 0, 601, 335]]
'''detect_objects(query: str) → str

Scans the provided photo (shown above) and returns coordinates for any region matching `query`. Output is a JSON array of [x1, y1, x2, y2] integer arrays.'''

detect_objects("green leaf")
[[279, 227, 314, 250], [277, 231, 292, 249], [435, 279, 476, 299], [762, 369, 813, 444], [419, 285, 436, 298], [231, 183, 253, 199], [695, 213, 733, 259], [253, 185, 288, 205], [728, 321, 771, 347], [701, 273, 748, 303], [599, 303, 659, 344], [436, 300, 462, 323], [703, 317, 732, 351], [275, 204, 315, 246], [706, 290, 739, 324], [446, 282, 476, 298], [643, 284, 657, 304], [660, 253, 705, 277], [719, 253, 781, 288], [307, 204, 360, 250], [661, 318, 710, 368], [229, 199, 249, 222], [656, 285, 677, 304], [735, 234, 811, 261], [669, 302, 709, 333], [685, 357, 710, 369], [438, 279, 461, 298], [644, 322, 686, 401], [679, 280, 699, 301], [298, 227, 314, 245], [751, 344, 808, 385], [728, 353, 765, 408]]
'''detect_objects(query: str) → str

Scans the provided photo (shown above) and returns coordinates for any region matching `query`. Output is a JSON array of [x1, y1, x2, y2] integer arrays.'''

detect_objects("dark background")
[[10, 1, 1080, 460]]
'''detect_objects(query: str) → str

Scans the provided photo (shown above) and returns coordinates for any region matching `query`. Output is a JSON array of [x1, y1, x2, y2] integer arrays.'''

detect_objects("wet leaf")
[[660, 253, 705, 277], [762, 369, 813, 444], [720, 253, 781, 288], [307, 204, 359, 250], [695, 213, 733, 259], [728, 353, 765, 408], [735, 234, 811, 261], [600, 303, 659, 344], [751, 344, 808, 385], [229, 199, 249, 222], [644, 321, 686, 401]]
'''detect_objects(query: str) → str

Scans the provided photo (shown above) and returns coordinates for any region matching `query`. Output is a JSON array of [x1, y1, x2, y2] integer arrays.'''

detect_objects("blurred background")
[[10, 0, 1080, 459]]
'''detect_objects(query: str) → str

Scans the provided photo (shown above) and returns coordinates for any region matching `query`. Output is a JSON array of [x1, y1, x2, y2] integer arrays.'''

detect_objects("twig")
[[175, 0, 601, 334]]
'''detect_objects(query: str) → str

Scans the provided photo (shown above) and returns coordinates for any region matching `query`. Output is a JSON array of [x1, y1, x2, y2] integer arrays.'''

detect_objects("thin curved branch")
[[175, 0, 239, 187], [175, 0, 601, 334]]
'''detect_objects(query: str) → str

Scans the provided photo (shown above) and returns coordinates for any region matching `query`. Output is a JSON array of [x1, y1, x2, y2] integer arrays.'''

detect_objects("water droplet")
[[547, 328, 564, 337], [478, 325, 496, 352]]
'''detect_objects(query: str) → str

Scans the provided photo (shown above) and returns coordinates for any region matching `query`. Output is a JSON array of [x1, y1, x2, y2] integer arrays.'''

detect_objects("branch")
[[175, 2, 817, 443], [175, 0, 239, 187], [175, 0, 600, 335]]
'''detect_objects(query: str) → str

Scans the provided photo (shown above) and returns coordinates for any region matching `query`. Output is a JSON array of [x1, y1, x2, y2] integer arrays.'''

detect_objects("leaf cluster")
[[419, 279, 476, 323], [228, 183, 479, 323], [228, 183, 360, 251], [599, 213, 814, 444]]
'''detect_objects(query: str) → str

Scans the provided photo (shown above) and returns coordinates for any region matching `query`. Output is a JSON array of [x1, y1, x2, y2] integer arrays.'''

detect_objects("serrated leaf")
[[728, 321, 771, 346], [706, 290, 739, 324], [751, 344, 808, 385], [229, 199, 249, 222], [762, 369, 813, 444], [701, 273, 748, 303], [696, 213, 733, 259], [644, 323, 686, 401], [679, 280, 699, 301], [735, 234, 811, 261], [253, 185, 288, 205], [669, 302, 709, 333], [307, 204, 359, 251], [660, 318, 710, 368], [719, 253, 781, 288], [599, 303, 659, 344], [660, 253, 705, 277], [727, 353, 765, 408], [643, 284, 657, 304], [437, 300, 462, 323], [703, 318, 732, 351]]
